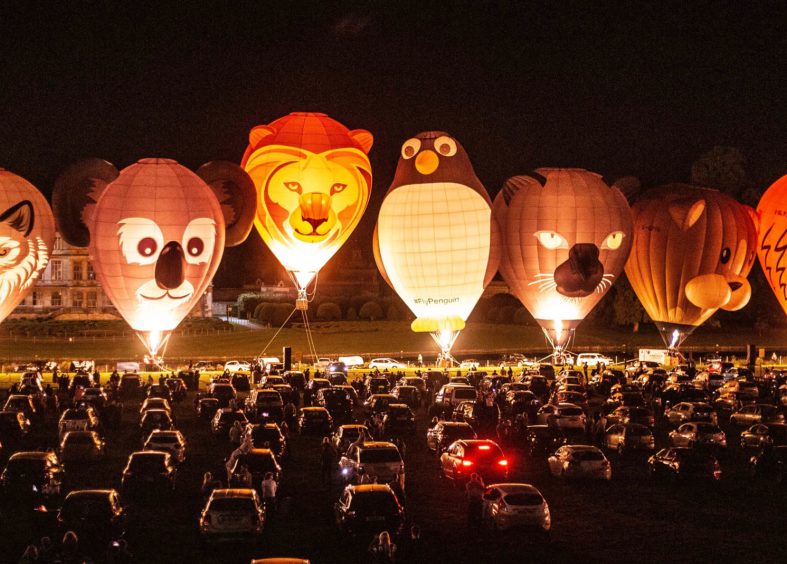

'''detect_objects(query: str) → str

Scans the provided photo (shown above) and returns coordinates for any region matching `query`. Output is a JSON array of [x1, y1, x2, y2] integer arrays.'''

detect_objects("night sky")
[[2, 2, 785, 283]]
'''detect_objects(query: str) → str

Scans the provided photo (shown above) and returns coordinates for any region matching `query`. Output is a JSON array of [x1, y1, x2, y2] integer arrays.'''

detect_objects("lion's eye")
[[434, 136, 457, 157], [331, 183, 347, 195], [0, 249, 7, 257], [285, 182, 302, 193], [534, 231, 568, 250], [602, 231, 625, 250], [401, 138, 421, 160]]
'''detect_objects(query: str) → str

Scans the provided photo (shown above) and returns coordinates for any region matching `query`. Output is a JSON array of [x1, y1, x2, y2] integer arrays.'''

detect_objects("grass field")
[[0, 320, 784, 364]]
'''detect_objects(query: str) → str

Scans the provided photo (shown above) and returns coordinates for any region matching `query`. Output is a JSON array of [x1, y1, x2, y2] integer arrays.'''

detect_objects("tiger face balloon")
[[0, 169, 55, 323]]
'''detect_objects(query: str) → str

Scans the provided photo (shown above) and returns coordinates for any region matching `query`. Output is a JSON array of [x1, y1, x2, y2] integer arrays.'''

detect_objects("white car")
[[314, 357, 333, 370], [199, 489, 264, 543], [576, 353, 613, 367], [459, 359, 480, 370], [369, 358, 406, 370], [548, 445, 612, 480], [144, 430, 187, 464], [223, 360, 250, 374], [339, 441, 405, 488], [536, 403, 587, 430], [481, 483, 551, 536]]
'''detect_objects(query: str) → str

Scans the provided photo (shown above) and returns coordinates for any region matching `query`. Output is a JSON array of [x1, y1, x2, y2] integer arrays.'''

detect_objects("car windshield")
[[454, 389, 477, 400], [694, 405, 712, 414], [559, 407, 583, 416], [149, 435, 178, 444], [129, 455, 166, 471], [63, 411, 88, 420], [219, 412, 245, 423], [209, 498, 256, 512], [350, 491, 398, 512], [304, 411, 326, 419], [627, 425, 651, 436], [342, 428, 363, 440], [61, 498, 111, 519], [7, 459, 46, 476], [65, 434, 94, 444], [696, 423, 721, 433], [360, 449, 401, 464], [504, 492, 543, 506], [252, 428, 281, 444], [444, 427, 477, 440], [571, 449, 604, 461], [237, 454, 276, 473]]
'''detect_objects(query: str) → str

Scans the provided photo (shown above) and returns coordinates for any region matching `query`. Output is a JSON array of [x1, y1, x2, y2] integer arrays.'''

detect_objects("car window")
[[483, 487, 501, 500]]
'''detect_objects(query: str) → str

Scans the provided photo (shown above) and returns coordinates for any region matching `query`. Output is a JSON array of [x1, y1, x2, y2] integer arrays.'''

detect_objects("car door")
[[606, 425, 622, 448], [482, 487, 501, 521], [673, 424, 691, 446]]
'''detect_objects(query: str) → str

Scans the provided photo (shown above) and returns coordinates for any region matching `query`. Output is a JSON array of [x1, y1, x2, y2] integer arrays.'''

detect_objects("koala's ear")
[[52, 159, 119, 247], [196, 161, 257, 247], [669, 198, 706, 231]]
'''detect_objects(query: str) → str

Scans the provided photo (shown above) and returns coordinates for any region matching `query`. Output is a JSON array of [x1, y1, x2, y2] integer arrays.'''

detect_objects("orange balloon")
[[757, 175, 787, 317], [493, 169, 633, 350], [0, 169, 55, 323], [53, 158, 255, 354], [242, 112, 373, 291], [626, 184, 757, 348]]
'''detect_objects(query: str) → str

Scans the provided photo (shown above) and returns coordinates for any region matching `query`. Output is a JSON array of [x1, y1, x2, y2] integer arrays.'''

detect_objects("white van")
[[434, 384, 478, 408], [576, 353, 613, 367], [338, 355, 364, 368]]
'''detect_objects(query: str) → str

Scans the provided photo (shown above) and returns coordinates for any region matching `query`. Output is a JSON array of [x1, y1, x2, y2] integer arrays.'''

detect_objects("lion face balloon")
[[493, 169, 633, 348], [626, 184, 757, 347], [0, 169, 55, 323], [241, 112, 373, 289], [53, 158, 255, 352]]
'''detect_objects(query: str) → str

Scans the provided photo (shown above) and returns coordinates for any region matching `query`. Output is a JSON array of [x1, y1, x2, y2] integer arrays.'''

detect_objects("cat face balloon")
[[0, 169, 55, 323]]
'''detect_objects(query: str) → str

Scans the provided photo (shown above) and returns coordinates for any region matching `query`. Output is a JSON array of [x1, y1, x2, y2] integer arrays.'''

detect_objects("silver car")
[[199, 489, 264, 543], [547, 445, 612, 480], [664, 402, 717, 426], [144, 430, 187, 464], [729, 404, 784, 427], [603, 424, 655, 454], [481, 483, 551, 536], [669, 422, 727, 448]]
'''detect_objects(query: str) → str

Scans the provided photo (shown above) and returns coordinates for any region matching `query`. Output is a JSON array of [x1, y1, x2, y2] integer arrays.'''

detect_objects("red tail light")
[[498, 459, 508, 467], [461, 459, 473, 467]]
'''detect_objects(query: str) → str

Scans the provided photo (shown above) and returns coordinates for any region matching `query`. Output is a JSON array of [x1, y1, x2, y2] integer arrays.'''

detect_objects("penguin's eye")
[[434, 136, 457, 157], [534, 231, 568, 250], [601, 231, 625, 250], [401, 138, 421, 160]]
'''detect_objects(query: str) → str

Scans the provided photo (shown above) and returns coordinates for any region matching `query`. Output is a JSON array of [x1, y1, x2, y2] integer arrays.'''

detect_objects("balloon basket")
[[135, 330, 172, 363]]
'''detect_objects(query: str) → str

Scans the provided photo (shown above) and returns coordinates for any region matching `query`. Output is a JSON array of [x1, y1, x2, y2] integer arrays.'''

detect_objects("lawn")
[[0, 320, 784, 365]]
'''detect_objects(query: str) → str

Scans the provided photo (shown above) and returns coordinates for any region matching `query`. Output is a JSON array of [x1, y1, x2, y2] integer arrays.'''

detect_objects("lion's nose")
[[299, 192, 331, 232]]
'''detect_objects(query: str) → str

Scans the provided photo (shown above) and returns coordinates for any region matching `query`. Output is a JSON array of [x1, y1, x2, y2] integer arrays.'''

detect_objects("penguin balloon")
[[374, 131, 500, 359]]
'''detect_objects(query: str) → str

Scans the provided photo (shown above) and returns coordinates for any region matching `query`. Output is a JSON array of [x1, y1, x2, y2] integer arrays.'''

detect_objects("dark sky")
[[2, 2, 786, 283]]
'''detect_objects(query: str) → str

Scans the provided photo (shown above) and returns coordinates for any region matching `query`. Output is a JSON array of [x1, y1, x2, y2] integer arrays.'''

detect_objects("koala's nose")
[[155, 242, 186, 290]]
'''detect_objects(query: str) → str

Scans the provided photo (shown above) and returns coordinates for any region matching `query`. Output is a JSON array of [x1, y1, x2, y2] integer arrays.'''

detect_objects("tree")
[[612, 275, 648, 332], [359, 301, 383, 321], [316, 302, 341, 321], [345, 307, 358, 321]]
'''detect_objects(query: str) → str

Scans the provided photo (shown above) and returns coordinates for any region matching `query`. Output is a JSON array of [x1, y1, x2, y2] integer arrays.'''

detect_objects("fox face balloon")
[[626, 184, 757, 348], [0, 169, 55, 323], [756, 175, 787, 317], [493, 169, 633, 350], [242, 112, 373, 290], [53, 158, 255, 353]]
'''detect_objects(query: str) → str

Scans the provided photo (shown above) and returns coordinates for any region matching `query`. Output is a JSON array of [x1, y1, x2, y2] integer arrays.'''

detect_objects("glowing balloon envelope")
[[241, 112, 373, 303], [53, 158, 255, 356], [374, 131, 500, 357], [626, 184, 757, 348], [493, 169, 633, 352], [0, 169, 55, 323], [756, 175, 787, 318]]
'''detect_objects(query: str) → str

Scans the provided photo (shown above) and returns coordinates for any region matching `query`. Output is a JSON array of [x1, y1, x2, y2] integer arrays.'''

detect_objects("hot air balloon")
[[374, 131, 500, 359], [53, 158, 255, 357], [0, 169, 55, 323], [241, 112, 373, 309], [756, 175, 787, 317], [626, 184, 757, 349], [493, 169, 633, 355]]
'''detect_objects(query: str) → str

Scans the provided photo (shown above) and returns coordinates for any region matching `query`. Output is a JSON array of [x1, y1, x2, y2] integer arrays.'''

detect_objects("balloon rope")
[[259, 306, 298, 356], [301, 308, 319, 362]]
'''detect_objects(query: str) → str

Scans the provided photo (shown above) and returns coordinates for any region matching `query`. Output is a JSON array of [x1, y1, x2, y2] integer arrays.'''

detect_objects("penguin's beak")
[[415, 149, 439, 175]]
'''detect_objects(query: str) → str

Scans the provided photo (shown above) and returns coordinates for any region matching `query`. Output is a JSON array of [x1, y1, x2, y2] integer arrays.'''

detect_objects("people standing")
[[465, 473, 485, 533], [368, 530, 397, 564]]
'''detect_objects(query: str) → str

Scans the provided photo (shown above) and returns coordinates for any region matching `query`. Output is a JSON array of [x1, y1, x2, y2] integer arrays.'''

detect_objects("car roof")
[[348, 483, 392, 494], [339, 424, 367, 429], [456, 439, 500, 447], [301, 407, 328, 412], [487, 483, 542, 495], [9, 451, 53, 460], [211, 488, 257, 499], [358, 441, 398, 450], [130, 450, 168, 458], [563, 445, 601, 452], [64, 489, 115, 499], [440, 421, 473, 428]]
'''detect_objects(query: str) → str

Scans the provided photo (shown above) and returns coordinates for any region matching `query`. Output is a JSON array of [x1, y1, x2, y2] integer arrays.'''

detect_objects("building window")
[[87, 261, 95, 280], [51, 292, 62, 307], [50, 260, 63, 281], [73, 261, 83, 281], [31, 292, 38, 306], [73, 291, 83, 308], [54, 236, 64, 250], [87, 291, 97, 308]]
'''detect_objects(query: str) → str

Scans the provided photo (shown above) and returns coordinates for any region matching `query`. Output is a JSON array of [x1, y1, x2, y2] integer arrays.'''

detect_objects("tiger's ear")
[[52, 159, 119, 247], [0, 201, 34, 236], [196, 161, 257, 247], [669, 198, 706, 231]]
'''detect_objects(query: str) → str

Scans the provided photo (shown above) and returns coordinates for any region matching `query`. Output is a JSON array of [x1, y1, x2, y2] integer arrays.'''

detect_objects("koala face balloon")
[[53, 158, 255, 352]]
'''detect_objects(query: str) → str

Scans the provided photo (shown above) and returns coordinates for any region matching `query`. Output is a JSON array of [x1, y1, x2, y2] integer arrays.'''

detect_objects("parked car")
[[426, 421, 477, 454], [366, 378, 391, 396], [140, 409, 174, 434], [668, 422, 727, 449], [57, 489, 125, 546], [749, 445, 787, 482], [481, 483, 551, 537], [227, 448, 282, 493], [369, 358, 407, 370], [4, 395, 38, 421], [603, 424, 655, 454], [391, 385, 420, 409], [199, 488, 265, 544], [606, 406, 655, 428], [58, 407, 100, 439], [334, 484, 404, 537], [452, 401, 500, 436], [382, 404, 416, 435], [197, 397, 220, 420], [298, 407, 333, 435], [664, 402, 718, 426], [547, 445, 611, 480], [364, 394, 398, 417], [144, 430, 187, 464], [576, 353, 613, 367], [224, 360, 251, 374], [536, 403, 587, 430], [0, 410, 31, 444], [332, 424, 371, 456], [60, 431, 105, 463], [525, 426, 569, 458], [340, 441, 405, 487], [1, 451, 63, 502], [434, 385, 478, 409], [140, 397, 172, 417], [729, 404, 784, 427], [740, 423, 787, 450], [208, 383, 238, 408], [121, 451, 176, 497], [211, 409, 248, 437], [317, 388, 354, 423], [439, 439, 508, 485], [245, 389, 284, 423], [648, 447, 721, 481], [118, 373, 142, 399], [242, 423, 287, 460]]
